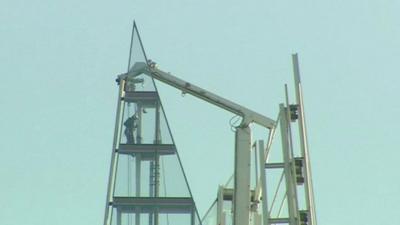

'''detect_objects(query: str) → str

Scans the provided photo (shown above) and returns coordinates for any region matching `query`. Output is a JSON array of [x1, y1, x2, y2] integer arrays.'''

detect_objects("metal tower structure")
[[103, 23, 202, 225], [103, 23, 318, 225], [202, 54, 317, 225]]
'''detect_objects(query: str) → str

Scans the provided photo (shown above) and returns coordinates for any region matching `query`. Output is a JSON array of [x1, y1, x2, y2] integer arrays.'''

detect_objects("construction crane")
[[103, 23, 317, 225], [120, 60, 275, 225]]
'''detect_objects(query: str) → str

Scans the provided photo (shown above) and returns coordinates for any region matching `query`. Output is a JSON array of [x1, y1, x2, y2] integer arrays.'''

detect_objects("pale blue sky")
[[1, 1, 400, 225]]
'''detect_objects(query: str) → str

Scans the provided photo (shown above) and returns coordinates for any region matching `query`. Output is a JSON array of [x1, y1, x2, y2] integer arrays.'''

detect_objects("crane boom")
[[121, 61, 275, 129]]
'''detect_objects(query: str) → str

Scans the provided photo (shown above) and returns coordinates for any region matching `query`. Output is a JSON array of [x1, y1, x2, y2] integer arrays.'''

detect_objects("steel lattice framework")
[[103, 23, 317, 225]]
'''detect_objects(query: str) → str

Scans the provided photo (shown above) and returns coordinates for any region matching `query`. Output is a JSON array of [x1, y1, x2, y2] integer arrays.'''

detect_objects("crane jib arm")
[[119, 62, 276, 129]]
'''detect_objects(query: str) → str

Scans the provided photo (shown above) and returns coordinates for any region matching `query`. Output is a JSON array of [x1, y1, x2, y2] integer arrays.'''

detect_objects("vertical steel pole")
[[258, 140, 269, 225], [117, 210, 122, 225], [191, 207, 196, 225], [279, 104, 299, 225], [233, 126, 251, 225], [135, 155, 141, 225], [103, 80, 126, 225], [149, 159, 154, 225], [154, 101, 161, 225], [284, 85, 301, 214], [217, 186, 224, 225], [292, 54, 317, 225], [136, 104, 142, 225]]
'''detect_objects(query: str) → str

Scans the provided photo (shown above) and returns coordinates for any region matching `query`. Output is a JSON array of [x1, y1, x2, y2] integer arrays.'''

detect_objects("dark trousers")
[[124, 129, 135, 144]]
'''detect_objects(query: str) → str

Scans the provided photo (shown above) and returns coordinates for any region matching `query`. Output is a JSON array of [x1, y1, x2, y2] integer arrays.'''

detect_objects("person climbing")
[[124, 114, 138, 144]]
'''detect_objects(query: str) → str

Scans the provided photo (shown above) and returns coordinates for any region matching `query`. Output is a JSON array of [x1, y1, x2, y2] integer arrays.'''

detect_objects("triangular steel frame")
[[103, 22, 203, 225]]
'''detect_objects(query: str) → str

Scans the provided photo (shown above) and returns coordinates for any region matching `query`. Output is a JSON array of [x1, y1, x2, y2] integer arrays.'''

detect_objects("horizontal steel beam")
[[265, 162, 285, 169], [117, 144, 176, 156], [220, 188, 256, 202], [122, 91, 159, 106], [112, 197, 195, 214], [269, 217, 290, 224]]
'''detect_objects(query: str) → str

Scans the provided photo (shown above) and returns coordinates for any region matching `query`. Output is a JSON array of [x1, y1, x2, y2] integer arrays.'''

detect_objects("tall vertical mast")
[[292, 54, 317, 225]]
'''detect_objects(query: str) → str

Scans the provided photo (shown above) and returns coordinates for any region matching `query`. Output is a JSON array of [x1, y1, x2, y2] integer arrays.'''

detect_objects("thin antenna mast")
[[292, 53, 317, 225]]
